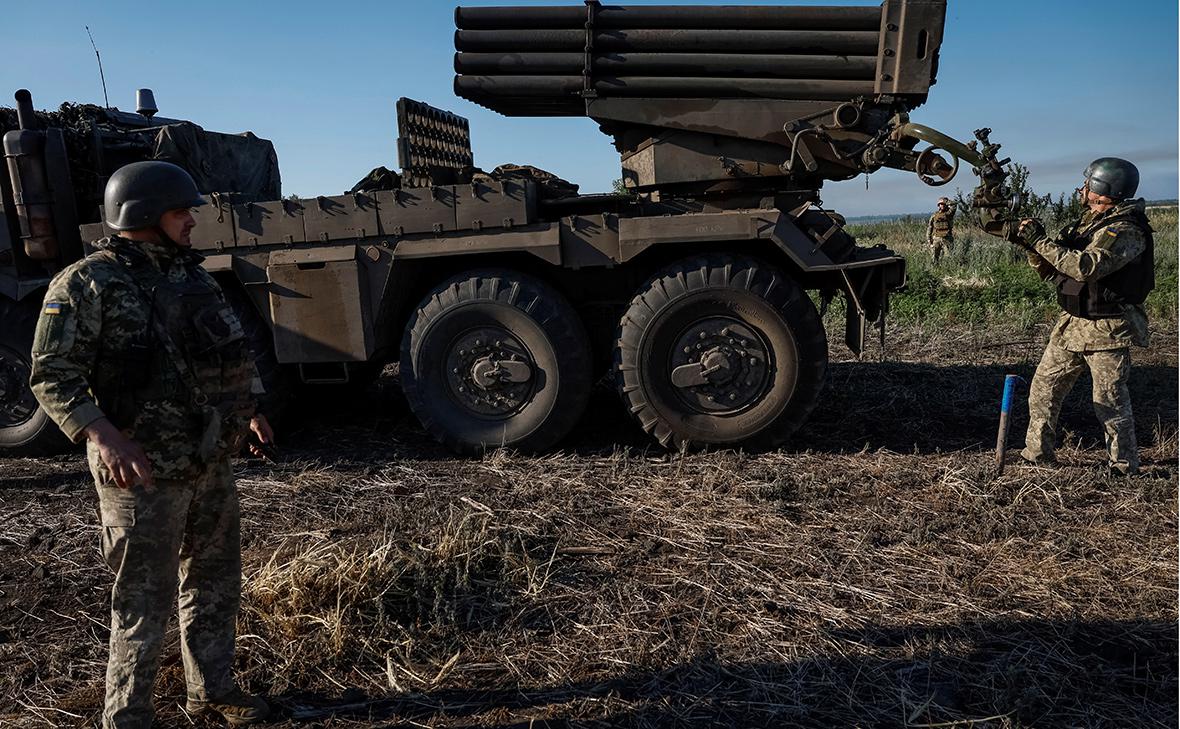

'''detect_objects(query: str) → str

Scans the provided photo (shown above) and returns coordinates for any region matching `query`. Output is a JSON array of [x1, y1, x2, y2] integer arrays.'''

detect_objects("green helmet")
[[103, 160, 206, 231], [1083, 157, 1139, 201]]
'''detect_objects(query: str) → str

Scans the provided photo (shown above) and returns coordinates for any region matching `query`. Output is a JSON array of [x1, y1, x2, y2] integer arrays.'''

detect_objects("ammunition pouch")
[[198, 397, 257, 460], [172, 282, 255, 459], [187, 295, 248, 359], [1055, 276, 1124, 320], [99, 336, 163, 429]]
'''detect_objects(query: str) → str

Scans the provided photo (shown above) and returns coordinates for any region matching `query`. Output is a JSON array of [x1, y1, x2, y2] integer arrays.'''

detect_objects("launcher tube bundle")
[[455, 0, 948, 193]]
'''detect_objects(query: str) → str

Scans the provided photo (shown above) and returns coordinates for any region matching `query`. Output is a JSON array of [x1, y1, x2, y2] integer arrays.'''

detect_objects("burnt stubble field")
[[2, 319, 1177, 727]]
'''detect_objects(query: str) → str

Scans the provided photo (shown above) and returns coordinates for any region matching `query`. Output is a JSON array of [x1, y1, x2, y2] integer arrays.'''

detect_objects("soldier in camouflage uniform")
[[28, 162, 273, 727], [926, 196, 957, 263], [1015, 158, 1153, 475]]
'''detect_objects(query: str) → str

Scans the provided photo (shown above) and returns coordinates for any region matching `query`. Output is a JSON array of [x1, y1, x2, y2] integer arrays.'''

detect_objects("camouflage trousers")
[[1021, 339, 1138, 474], [94, 458, 241, 729], [930, 233, 952, 263]]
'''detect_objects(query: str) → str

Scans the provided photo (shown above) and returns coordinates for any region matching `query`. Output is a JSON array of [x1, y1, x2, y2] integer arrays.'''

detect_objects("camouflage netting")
[[151, 122, 280, 201], [350, 162, 579, 200], [485, 164, 579, 199], [349, 166, 402, 194], [0, 102, 109, 138], [0, 102, 281, 224], [0, 103, 112, 220]]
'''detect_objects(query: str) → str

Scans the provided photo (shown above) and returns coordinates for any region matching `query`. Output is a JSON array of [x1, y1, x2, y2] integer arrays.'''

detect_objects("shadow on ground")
[[281, 362, 1178, 462], [266, 617, 1176, 728], [9, 360, 1171, 484], [798, 360, 1177, 454]]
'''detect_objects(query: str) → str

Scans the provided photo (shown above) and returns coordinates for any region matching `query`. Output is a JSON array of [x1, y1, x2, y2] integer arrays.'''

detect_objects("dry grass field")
[[1, 211, 1176, 728]]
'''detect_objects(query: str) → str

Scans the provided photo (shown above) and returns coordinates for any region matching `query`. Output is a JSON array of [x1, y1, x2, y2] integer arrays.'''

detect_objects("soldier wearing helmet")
[[29, 161, 272, 727], [1015, 157, 1154, 475], [926, 196, 957, 263]]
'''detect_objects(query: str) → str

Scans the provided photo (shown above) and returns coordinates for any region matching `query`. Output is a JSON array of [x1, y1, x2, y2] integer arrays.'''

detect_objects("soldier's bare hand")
[[248, 414, 274, 457], [84, 418, 155, 490]]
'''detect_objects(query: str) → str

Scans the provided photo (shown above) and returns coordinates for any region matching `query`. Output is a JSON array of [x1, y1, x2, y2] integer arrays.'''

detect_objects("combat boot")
[[186, 688, 270, 725], [1018, 448, 1056, 467]]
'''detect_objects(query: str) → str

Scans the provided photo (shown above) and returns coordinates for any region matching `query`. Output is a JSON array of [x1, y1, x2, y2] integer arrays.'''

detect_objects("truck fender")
[[616, 209, 844, 271]]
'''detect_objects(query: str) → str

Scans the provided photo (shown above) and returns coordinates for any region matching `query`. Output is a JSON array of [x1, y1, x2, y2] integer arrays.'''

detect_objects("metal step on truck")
[[2, 0, 1009, 456]]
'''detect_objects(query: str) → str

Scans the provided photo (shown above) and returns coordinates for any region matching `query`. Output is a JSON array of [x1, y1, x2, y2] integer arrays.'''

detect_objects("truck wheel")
[[0, 300, 70, 456], [615, 254, 827, 450], [401, 269, 592, 454]]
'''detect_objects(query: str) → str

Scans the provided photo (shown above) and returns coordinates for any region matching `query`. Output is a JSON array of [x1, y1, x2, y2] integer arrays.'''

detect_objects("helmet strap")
[[153, 225, 181, 248]]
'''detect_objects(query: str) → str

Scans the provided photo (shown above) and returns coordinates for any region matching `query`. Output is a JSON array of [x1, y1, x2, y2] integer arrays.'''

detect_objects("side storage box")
[[266, 246, 375, 363]]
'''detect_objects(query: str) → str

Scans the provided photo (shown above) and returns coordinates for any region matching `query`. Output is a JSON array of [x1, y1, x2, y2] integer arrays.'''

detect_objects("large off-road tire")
[[401, 269, 592, 455], [615, 254, 827, 450], [0, 299, 70, 456]]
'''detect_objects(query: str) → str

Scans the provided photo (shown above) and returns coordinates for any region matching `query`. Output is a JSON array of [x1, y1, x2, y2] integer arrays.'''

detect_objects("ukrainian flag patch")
[[1094, 227, 1121, 251], [33, 301, 73, 353]]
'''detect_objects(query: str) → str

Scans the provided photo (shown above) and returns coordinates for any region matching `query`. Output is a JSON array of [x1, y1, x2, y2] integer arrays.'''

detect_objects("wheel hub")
[[0, 344, 38, 428], [445, 327, 536, 417], [668, 317, 771, 414]]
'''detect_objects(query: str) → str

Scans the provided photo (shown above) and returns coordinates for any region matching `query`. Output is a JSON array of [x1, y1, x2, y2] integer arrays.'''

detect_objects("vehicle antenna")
[[85, 26, 110, 109]]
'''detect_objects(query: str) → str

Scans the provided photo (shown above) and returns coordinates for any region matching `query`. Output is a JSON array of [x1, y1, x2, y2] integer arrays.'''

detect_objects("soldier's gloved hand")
[[1017, 218, 1046, 248], [84, 418, 155, 490]]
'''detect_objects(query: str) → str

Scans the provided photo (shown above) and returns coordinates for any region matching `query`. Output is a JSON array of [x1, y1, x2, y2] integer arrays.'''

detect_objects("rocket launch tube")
[[454, 52, 880, 80], [455, 29, 882, 55], [455, 75, 877, 100], [455, 5, 882, 31]]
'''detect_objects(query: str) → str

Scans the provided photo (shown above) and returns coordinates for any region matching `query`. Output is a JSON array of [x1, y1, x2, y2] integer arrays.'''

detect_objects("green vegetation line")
[[842, 206, 1177, 327]]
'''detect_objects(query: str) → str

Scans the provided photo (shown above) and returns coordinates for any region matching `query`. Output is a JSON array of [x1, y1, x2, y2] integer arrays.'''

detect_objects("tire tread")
[[401, 269, 591, 455], [613, 253, 827, 451]]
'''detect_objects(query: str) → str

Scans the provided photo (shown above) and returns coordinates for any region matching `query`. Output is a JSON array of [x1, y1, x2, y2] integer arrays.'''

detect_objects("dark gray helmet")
[[103, 160, 205, 231], [1083, 157, 1139, 201]]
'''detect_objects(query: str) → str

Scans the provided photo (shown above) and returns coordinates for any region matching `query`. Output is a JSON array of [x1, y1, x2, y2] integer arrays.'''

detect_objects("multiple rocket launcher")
[[452, 1, 949, 194], [454, 2, 934, 114]]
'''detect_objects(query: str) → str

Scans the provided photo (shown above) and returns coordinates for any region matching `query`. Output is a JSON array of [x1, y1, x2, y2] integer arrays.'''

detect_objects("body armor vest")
[[1056, 208, 1154, 319], [94, 240, 254, 447], [931, 210, 953, 235]]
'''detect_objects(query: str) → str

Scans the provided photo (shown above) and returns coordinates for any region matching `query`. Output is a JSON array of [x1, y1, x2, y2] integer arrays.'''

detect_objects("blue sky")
[[3, 0, 1177, 215]]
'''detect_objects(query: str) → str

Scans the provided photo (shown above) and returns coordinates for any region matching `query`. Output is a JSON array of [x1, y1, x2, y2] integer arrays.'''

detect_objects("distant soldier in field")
[[29, 161, 273, 727], [1015, 157, 1153, 476], [926, 196, 957, 263]]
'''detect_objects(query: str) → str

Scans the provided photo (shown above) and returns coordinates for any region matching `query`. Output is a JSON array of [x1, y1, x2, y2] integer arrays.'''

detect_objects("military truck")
[[2, 0, 1011, 456]]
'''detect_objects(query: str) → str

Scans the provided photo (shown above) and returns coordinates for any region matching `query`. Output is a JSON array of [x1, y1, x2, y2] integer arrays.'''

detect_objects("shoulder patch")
[[1092, 226, 1124, 251], [33, 299, 76, 354], [1089, 221, 1146, 258]]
